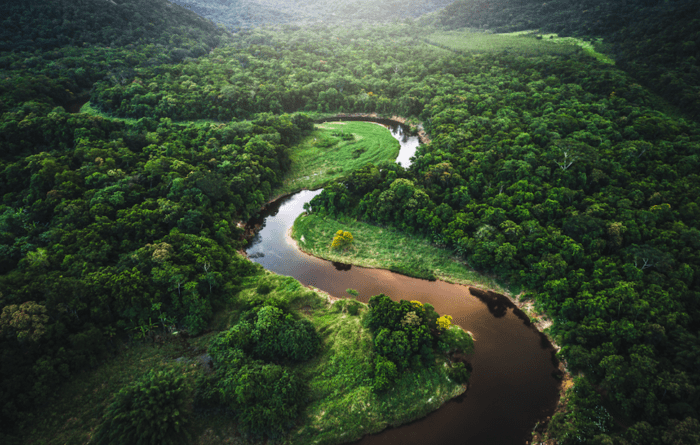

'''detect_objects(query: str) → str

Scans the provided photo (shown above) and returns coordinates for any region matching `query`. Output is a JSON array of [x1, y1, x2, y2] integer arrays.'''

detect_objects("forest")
[[1, 0, 700, 444]]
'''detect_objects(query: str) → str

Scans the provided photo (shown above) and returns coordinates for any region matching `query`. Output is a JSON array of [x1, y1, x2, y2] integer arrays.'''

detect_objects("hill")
[[0, 0, 230, 53], [430, 0, 700, 120]]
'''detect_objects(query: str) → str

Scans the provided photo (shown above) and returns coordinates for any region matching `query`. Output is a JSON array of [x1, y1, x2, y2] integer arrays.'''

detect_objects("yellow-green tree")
[[436, 315, 453, 331], [331, 230, 354, 250]]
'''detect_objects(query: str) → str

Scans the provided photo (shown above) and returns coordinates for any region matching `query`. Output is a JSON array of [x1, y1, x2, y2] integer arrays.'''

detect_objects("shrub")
[[251, 306, 320, 362], [210, 305, 320, 363], [373, 355, 398, 392], [436, 315, 453, 331], [94, 369, 192, 445], [219, 361, 306, 437], [256, 280, 273, 295], [438, 325, 474, 354], [347, 300, 360, 315], [331, 229, 354, 250], [447, 362, 471, 384]]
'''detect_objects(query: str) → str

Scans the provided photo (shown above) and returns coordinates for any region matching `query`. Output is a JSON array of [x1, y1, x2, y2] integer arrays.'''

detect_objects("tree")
[[93, 369, 192, 445], [331, 229, 354, 250], [0, 301, 49, 342]]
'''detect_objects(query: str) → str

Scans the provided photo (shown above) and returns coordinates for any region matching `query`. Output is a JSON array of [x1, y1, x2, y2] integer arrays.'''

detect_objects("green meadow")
[[272, 121, 400, 198]]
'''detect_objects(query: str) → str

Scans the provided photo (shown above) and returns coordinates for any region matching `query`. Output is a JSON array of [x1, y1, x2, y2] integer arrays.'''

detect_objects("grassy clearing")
[[292, 212, 518, 296], [79, 101, 224, 127], [272, 121, 400, 197], [22, 272, 463, 445], [425, 29, 579, 57], [536, 32, 615, 65]]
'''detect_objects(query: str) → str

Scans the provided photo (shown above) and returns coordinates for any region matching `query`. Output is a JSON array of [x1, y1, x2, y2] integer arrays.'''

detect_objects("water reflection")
[[332, 261, 352, 271], [469, 286, 512, 318]]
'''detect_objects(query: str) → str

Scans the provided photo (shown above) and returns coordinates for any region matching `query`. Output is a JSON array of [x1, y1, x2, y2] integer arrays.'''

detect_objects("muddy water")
[[245, 125, 561, 444]]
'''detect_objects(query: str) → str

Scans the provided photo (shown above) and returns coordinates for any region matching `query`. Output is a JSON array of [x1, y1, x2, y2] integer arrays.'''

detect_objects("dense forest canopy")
[[1, 0, 700, 443]]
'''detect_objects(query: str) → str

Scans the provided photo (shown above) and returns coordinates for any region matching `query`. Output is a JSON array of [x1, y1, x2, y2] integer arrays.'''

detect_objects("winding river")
[[245, 121, 561, 445]]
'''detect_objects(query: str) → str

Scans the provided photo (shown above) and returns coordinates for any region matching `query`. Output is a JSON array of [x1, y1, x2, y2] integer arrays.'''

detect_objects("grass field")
[[291, 213, 518, 296], [21, 272, 464, 445], [79, 101, 224, 127], [271, 121, 400, 198], [425, 28, 580, 57]]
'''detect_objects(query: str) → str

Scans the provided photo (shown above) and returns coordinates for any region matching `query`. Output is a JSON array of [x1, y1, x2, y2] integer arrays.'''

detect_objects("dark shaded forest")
[[1, 0, 700, 444]]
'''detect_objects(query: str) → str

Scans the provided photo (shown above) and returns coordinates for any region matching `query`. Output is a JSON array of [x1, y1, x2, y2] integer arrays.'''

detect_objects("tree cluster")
[[196, 303, 320, 437], [367, 295, 472, 391]]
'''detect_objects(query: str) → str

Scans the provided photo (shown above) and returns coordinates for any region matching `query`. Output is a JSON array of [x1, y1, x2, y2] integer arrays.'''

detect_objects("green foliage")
[[447, 362, 470, 385], [3, 2, 700, 442], [204, 303, 318, 437], [0, 301, 49, 342], [373, 355, 398, 392], [438, 325, 475, 355], [346, 288, 359, 297], [367, 294, 470, 390], [93, 369, 192, 445], [346, 300, 361, 316], [0, 0, 229, 54], [331, 230, 354, 250], [217, 359, 306, 437]]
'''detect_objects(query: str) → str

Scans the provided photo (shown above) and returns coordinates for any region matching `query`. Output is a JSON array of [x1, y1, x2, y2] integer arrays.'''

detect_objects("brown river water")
[[245, 122, 561, 445]]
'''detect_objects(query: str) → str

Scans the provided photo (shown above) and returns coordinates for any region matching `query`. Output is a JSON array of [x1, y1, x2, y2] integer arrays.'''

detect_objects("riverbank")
[[291, 212, 516, 296], [20, 271, 467, 445], [290, 211, 574, 442]]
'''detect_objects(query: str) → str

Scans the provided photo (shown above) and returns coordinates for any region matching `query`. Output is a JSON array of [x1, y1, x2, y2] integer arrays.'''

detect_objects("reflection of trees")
[[469, 287, 512, 318], [332, 261, 352, 271]]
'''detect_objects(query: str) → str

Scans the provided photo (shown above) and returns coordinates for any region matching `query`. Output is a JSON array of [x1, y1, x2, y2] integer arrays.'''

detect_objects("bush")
[[331, 230, 354, 250], [256, 280, 273, 295], [447, 362, 471, 384], [373, 355, 398, 392], [438, 325, 474, 354], [93, 369, 192, 445], [204, 337, 308, 438], [210, 305, 320, 363], [219, 361, 306, 437], [251, 306, 320, 362], [347, 300, 361, 315]]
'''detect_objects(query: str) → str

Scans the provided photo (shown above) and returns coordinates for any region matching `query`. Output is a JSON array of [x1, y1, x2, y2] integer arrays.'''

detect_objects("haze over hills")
[[2, 1, 700, 444], [169, 0, 455, 29]]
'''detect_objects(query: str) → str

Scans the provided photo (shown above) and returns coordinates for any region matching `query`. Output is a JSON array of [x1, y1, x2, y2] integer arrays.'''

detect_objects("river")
[[245, 121, 561, 445]]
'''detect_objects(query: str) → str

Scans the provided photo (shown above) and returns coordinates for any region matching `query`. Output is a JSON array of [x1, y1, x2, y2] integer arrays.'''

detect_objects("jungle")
[[1, 0, 699, 444]]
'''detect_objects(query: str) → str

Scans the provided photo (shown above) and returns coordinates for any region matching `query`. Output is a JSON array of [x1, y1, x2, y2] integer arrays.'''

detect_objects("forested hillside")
[[2, 0, 700, 444], [169, 0, 454, 29], [0, 0, 230, 54], [432, 0, 700, 120]]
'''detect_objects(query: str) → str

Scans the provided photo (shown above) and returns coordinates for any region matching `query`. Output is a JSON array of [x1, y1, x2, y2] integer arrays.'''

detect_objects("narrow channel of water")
[[245, 122, 561, 445]]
